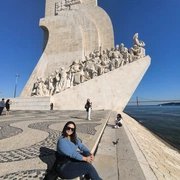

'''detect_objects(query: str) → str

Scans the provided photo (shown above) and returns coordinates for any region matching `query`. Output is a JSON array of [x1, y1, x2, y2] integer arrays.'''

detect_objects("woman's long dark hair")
[[62, 121, 77, 144], [117, 114, 122, 118], [6, 99, 10, 104]]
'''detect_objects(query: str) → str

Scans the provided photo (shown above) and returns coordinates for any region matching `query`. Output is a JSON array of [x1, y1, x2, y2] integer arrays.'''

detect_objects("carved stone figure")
[[70, 60, 81, 73], [109, 54, 116, 71], [89, 54, 98, 78], [108, 47, 115, 60], [133, 33, 145, 47], [93, 51, 103, 76], [37, 78, 44, 96], [113, 45, 121, 68], [119, 44, 128, 66], [69, 60, 84, 85], [55, 70, 61, 93], [101, 50, 109, 62], [49, 73, 55, 96], [83, 56, 90, 80], [66, 71, 72, 89], [41, 78, 49, 96], [60, 67, 67, 91], [120, 43, 125, 54], [129, 45, 144, 61], [133, 33, 146, 58], [31, 35, 147, 97], [31, 78, 40, 96], [101, 50, 110, 73], [84, 56, 96, 79], [122, 47, 130, 65]]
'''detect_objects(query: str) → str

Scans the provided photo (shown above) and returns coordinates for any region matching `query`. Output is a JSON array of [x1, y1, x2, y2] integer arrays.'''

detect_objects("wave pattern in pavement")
[[0, 110, 109, 179]]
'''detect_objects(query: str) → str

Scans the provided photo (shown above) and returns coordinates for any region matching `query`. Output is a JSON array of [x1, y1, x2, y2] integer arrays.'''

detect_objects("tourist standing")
[[5, 99, 11, 115], [0, 98, 5, 116], [50, 103, 53, 110], [85, 99, 92, 120]]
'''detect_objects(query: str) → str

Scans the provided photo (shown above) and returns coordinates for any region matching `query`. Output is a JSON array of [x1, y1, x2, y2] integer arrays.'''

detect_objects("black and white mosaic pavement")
[[0, 169, 46, 180], [0, 110, 110, 179], [0, 121, 23, 140]]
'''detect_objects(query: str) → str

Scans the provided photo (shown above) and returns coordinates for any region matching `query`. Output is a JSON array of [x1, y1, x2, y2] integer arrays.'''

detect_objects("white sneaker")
[[88, 119, 91, 120]]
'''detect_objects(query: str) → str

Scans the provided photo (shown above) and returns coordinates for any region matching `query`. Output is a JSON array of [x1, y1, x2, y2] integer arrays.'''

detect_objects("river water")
[[123, 105, 180, 151]]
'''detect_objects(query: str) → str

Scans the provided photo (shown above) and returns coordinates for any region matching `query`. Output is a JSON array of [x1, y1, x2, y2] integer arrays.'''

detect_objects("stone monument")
[[12, 0, 151, 111]]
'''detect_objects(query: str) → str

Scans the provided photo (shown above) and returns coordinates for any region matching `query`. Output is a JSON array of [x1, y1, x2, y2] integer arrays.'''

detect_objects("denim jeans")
[[58, 152, 102, 180]]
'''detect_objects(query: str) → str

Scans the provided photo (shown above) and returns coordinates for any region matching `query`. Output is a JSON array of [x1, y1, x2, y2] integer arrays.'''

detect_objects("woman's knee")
[[86, 163, 96, 172]]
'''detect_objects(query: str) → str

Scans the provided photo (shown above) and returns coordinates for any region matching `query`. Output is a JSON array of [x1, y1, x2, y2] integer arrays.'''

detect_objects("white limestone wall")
[[39, 10, 99, 66], [51, 56, 151, 111], [78, 4, 114, 51]]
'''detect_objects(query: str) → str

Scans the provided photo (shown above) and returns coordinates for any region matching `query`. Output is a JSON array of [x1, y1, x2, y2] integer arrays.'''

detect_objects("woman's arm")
[[77, 138, 94, 163], [57, 137, 84, 161], [57, 137, 94, 163], [77, 137, 90, 152]]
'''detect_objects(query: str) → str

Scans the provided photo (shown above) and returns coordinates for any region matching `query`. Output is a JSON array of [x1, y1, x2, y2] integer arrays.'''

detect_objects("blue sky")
[[0, 0, 179, 104]]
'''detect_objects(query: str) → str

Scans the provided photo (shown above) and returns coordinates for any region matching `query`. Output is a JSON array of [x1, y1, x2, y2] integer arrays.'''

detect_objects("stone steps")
[[10, 97, 51, 110]]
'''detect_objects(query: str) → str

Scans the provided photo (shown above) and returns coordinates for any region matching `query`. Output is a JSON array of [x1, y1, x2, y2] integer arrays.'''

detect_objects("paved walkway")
[[94, 111, 180, 180], [0, 110, 180, 180], [93, 111, 154, 180], [121, 112, 180, 180], [0, 110, 110, 179]]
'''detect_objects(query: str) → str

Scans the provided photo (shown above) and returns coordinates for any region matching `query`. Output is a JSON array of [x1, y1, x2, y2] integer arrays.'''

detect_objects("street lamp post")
[[14, 74, 20, 98]]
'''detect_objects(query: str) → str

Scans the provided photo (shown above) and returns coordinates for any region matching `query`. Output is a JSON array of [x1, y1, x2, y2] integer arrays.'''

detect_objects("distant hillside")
[[158, 102, 180, 106]]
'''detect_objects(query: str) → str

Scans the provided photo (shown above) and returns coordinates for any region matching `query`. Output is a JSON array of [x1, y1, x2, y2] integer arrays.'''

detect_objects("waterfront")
[[123, 105, 180, 151]]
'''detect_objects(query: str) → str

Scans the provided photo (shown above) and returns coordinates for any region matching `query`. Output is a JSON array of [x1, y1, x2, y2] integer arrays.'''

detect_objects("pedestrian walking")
[[50, 103, 53, 110], [5, 99, 11, 115], [0, 98, 5, 116]]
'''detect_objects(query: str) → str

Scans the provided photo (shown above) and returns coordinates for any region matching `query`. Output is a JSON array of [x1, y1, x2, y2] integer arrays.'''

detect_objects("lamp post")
[[14, 74, 20, 98]]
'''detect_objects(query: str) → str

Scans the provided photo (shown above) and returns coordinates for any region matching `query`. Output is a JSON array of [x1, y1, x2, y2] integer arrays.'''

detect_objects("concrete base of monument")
[[10, 97, 50, 110], [10, 56, 150, 111]]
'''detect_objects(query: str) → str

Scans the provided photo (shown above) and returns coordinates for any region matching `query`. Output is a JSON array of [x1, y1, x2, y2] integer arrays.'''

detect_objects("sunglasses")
[[66, 127, 75, 132]]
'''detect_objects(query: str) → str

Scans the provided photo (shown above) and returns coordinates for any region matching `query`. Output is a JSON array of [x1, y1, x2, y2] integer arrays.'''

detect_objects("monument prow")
[[51, 56, 150, 111]]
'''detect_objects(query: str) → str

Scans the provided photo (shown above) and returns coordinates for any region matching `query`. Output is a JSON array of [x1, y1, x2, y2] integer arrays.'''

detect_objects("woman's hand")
[[83, 155, 94, 164], [90, 153, 95, 161]]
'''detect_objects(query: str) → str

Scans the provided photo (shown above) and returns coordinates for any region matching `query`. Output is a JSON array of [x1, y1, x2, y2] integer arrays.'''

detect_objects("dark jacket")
[[85, 101, 91, 112]]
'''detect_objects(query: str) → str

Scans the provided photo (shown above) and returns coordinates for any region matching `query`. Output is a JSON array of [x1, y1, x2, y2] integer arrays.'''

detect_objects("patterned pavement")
[[0, 110, 110, 179]]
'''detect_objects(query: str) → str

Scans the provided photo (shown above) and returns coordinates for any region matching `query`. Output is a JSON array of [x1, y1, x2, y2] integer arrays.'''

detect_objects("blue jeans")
[[58, 152, 102, 180]]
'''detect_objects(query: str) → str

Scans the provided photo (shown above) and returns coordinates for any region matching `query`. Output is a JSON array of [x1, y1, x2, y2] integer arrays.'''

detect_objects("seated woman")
[[114, 114, 123, 128], [56, 121, 102, 180]]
